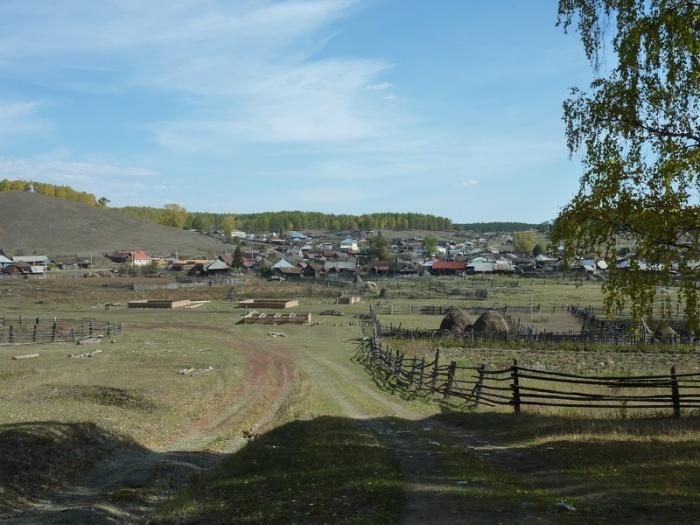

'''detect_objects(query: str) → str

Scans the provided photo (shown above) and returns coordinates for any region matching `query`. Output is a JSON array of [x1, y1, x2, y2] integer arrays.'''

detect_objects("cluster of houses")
[[1, 229, 611, 280], [0, 254, 51, 276], [101, 231, 565, 279]]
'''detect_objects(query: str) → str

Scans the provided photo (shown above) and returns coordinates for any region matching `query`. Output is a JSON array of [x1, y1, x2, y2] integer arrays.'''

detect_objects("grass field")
[[1, 275, 700, 524]]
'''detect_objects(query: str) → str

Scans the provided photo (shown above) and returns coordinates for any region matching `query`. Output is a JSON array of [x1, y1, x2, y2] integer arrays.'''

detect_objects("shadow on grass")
[[0, 421, 222, 524], [5, 413, 700, 524], [150, 412, 700, 524], [351, 341, 429, 403]]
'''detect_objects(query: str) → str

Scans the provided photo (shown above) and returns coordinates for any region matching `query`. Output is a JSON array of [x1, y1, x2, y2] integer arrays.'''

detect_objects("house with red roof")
[[431, 261, 466, 275], [107, 250, 153, 266]]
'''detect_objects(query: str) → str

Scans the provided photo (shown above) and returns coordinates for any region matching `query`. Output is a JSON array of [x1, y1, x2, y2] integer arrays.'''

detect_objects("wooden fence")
[[0, 316, 122, 345], [356, 340, 700, 418], [369, 304, 696, 346]]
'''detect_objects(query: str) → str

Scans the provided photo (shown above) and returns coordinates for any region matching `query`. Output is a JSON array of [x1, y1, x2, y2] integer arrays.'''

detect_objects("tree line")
[[114, 208, 549, 235], [0, 179, 106, 207], [454, 222, 551, 234], [114, 207, 456, 234]]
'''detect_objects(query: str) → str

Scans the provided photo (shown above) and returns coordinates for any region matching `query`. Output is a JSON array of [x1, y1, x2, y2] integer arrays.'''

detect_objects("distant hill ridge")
[[0, 180, 547, 235], [0, 191, 223, 259]]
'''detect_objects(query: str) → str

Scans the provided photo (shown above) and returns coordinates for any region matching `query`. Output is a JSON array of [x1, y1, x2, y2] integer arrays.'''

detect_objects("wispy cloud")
[[0, 1, 587, 222], [366, 82, 392, 91], [0, 102, 52, 136], [0, 156, 161, 200], [0, 1, 397, 148]]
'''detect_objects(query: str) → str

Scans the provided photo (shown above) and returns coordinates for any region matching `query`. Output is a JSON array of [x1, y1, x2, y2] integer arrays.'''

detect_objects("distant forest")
[[0, 180, 547, 234]]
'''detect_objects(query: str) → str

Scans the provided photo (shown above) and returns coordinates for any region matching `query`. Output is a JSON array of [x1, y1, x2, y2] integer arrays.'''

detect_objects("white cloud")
[[366, 82, 392, 90], [458, 180, 479, 186], [0, 1, 398, 148], [0, 156, 160, 193], [0, 102, 52, 135]]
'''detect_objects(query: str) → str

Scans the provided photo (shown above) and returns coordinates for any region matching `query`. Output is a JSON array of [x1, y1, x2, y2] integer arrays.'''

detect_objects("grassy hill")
[[0, 191, 225, 259]]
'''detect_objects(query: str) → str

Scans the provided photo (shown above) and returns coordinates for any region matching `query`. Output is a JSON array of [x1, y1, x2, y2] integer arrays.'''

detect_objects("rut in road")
[[4, 340, 297, 525], [294, 345, 482, 525]]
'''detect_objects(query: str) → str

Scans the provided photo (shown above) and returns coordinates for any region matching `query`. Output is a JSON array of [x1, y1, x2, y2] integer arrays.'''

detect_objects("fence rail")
[[356, 340, 700, 417], [359, 307, 700, 417], [0, 316, 122, 345]]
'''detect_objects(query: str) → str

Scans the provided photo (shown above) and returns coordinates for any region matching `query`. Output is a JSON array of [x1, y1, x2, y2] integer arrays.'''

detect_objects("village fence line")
[[359, 309, 700, 418]]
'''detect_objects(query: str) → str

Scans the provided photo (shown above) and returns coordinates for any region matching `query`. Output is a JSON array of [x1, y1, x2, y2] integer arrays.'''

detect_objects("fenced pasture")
[[369, 302, 697, 346], [358, 339, 700, 418], [0, 316, 122, 345], [360, 298, 700, 418]]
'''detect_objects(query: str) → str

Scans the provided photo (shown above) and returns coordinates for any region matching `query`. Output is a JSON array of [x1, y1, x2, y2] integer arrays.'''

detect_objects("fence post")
[[444, 361, 457, 399], [475, 364, 485, 406], [419, 356, 426, 390], [671, 366, 681, 418], [431, 348, 441, 392], [9, 325, 13, 344], [52, 320, 57, 342], [408, 358, 418, 388], [395, 349, 403, 380], [511, 359, 521, 414]]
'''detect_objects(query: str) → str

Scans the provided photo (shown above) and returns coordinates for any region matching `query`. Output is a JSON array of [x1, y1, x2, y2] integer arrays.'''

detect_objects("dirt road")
[[3, 333, 518, 524]]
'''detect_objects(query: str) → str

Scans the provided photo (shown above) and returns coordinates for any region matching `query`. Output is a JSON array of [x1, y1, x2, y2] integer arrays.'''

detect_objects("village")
[[0, 226, 607, 280], [0, 227, 610, 281]]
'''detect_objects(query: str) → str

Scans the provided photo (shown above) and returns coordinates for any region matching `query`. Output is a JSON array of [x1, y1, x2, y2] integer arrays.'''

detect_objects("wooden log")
[[76, 337, 102, 345], [12, 353, 39, 360]]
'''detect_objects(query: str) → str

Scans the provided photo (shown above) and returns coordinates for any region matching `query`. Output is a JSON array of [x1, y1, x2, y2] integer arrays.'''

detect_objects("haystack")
[[657, 324, 676, 337], [657, 324, 677, 340], [472, 310, 509, 333], [439, 308, 473, 332], [365, 281, 378, 292], [354, 274, 364, 288]]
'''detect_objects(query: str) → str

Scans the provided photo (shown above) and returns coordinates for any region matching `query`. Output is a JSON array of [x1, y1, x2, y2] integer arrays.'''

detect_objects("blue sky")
[[0, 1, 593, 224]]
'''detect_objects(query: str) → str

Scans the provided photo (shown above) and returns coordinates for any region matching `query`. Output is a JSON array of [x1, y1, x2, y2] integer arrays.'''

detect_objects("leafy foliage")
[[454, 221, 550, 234], [0, 179, 100, 207], [115, 207, 455, 233], [364, 232, 392, 263], [231, 245, 245, 271], [553, 0, 700, 328], [422, 234, 439, 257]]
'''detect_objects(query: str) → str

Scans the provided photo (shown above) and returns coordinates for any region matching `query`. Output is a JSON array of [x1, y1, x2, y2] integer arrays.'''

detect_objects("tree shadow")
[[0, 421, 222, 524]]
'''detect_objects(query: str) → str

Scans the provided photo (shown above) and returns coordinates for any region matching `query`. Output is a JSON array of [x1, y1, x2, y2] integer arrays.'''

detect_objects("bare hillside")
[[0, 191, 224, 258]]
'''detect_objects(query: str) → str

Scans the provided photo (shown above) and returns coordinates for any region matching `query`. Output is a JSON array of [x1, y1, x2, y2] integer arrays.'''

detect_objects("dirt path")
[[293, 347, 486, 525], [3, 334, 549, 525], [3, 339, 297, 525]]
